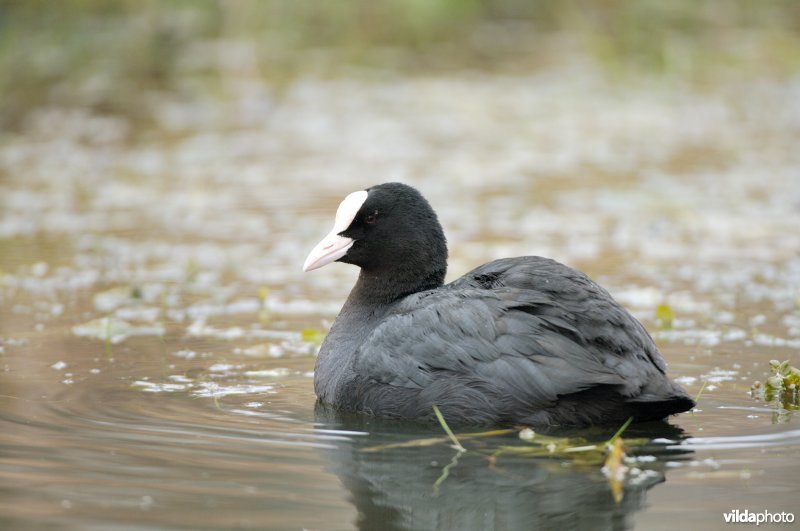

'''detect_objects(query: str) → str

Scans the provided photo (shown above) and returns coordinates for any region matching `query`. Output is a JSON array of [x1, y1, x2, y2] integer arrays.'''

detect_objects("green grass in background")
[[1, 0, 799, 131]]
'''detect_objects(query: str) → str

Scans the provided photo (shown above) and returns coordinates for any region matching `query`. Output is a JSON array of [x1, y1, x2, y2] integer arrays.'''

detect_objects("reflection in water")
[[315, 407, 691, 531]]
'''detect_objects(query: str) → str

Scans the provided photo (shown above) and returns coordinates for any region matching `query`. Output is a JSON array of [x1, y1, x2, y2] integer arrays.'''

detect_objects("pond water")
[[1, 71, 799, 530]]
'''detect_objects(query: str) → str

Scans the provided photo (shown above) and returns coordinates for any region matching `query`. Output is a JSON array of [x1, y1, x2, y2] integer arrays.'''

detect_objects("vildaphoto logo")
[[723, 509, 795, 525]]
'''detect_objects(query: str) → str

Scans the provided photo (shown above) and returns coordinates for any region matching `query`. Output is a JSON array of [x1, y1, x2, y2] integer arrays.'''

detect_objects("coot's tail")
[[519, 381, 695, 428], [627, 379, 696, 423], [629, 396, 695, 423]]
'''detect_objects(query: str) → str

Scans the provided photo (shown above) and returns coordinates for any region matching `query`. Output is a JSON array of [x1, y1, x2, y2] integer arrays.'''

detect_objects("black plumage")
[[307, 182, 694, 427]]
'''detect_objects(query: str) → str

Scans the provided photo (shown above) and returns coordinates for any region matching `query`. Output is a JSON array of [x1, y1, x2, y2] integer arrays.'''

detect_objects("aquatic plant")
[[487, 418, 642, 472], [300, 328, 326, 346], [751, 359, 800, 409], [433, 404, 466, 452], [655, 303, 675, 330], [424, 407, 640, 501]]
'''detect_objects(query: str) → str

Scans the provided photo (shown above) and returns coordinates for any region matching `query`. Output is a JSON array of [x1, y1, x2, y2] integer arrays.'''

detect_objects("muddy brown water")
[[1, 73, 799, 530]]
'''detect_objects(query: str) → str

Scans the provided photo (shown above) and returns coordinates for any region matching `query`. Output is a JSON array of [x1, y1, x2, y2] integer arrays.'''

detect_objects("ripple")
[[674, 428, 800, 451]]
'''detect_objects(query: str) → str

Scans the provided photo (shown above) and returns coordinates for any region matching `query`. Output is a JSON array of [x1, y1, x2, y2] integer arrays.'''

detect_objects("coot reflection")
[[314, 407, 691, 531]]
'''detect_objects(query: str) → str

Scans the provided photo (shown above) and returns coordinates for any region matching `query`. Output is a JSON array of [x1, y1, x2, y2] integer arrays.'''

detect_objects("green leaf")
[[655, 304, 674, 329], [301, 328, 326, 345]]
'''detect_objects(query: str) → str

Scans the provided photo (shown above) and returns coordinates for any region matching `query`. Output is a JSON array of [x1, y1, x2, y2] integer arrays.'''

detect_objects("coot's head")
[[303, 183, 447, 281]]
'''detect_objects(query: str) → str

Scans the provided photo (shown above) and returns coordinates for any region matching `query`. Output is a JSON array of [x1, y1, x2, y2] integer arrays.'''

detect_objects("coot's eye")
[[364, 212, 378, 225]]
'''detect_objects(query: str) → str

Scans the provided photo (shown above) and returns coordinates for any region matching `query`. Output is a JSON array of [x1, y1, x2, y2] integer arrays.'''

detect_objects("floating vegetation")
[[655, 303, 675, 330], [301, 328, 326, 346], [492, 435, 607, 464], [363, 409, 645, 502], [364, 415, 646, 471], [491, 417, 643, 466], [751, 359, 800, 410], [361, 428, 515, 453], [603, 438, 627, 504], [603, 418, 633, 503], [502, 418, 638, 503]]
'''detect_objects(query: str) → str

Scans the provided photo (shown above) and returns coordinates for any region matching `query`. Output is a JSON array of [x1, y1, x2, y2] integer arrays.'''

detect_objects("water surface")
[[1, 72, 799, 530]]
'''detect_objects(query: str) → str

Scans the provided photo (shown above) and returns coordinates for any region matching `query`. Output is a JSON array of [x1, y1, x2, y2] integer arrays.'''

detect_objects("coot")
[[303, 183, 694, 427]]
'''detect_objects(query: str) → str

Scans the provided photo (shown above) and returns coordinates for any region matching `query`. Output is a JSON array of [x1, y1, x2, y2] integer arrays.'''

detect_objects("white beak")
[[302, 231, 354, 272], [303, 190, 368, 272]]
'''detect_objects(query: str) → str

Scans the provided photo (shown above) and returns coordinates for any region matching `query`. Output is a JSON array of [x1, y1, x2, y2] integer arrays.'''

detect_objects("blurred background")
[[2, 0, 799, 281], [1, 1, 800, 529], [2, 0, 800, 131]]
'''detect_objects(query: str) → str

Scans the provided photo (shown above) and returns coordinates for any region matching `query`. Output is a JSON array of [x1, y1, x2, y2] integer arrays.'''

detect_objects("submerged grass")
[[694, 381, 708, 404], [433, 404, 466, 452], [432, 449, 463, 496], [364, 409, 643, 499], [431, 405, 467, 494], [605, 416, 634, 446], [361, 428, 514, 453], [688, 380, 708, 430]]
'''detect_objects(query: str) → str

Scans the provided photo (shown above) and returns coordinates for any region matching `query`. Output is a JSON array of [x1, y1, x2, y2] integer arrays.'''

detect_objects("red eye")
[[364, 212, 377, 225]]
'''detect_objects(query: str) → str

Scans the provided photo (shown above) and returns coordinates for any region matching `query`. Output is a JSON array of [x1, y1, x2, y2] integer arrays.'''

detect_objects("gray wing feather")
[[353, 257, 667, 408]]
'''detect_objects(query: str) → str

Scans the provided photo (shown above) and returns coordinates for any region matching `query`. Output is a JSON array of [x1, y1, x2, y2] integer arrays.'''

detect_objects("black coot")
[[303, 183, 694, 427]]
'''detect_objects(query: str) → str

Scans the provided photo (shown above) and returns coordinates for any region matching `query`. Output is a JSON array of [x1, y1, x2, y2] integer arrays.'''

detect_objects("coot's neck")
[[348, 263, 446, 306], [314, 260, 446, 404]]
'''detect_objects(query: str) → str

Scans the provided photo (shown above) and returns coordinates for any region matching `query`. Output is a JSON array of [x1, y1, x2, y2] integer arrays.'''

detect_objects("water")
[[1, 71, 799, 530]]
